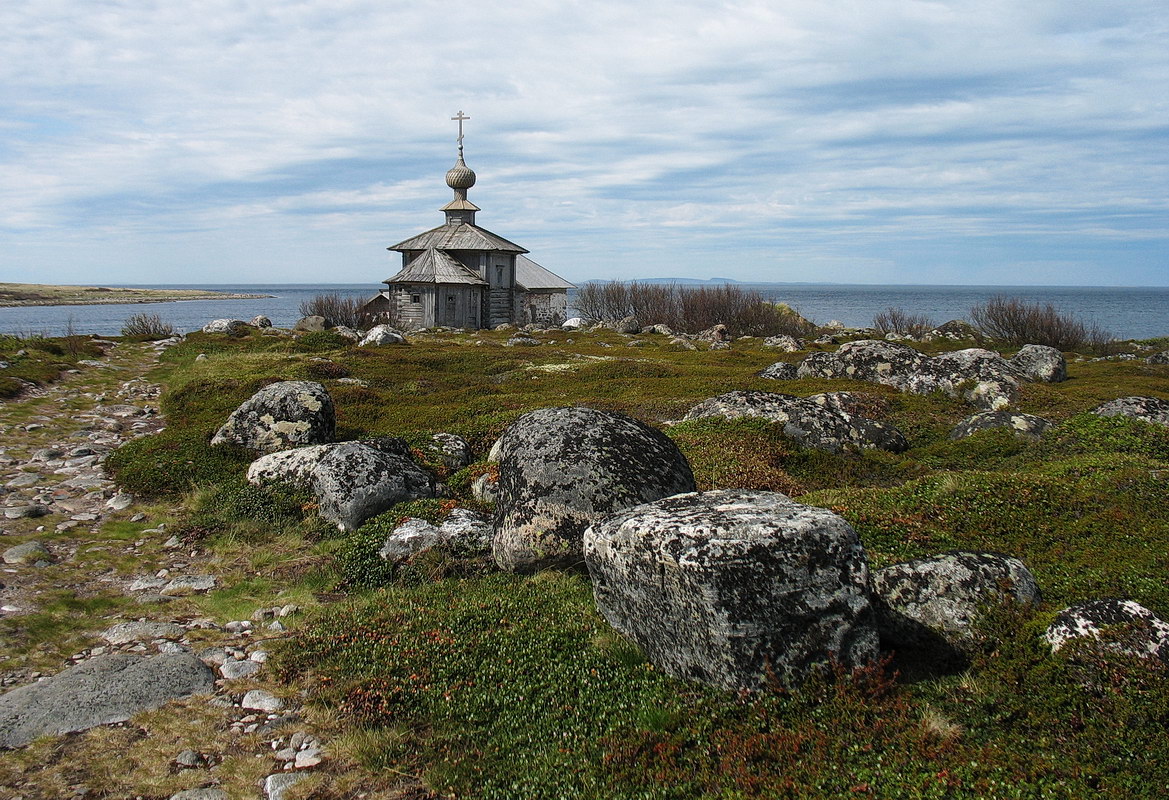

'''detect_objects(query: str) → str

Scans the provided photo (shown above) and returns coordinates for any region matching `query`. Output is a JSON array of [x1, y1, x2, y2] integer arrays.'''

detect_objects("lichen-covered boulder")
[[505, 335, 540, 347], [949, 411, 1052, 440], [424, 433, 472, 470], [907, 349, 1022, 410], [924, 320, 979, 341], [247, 440, 433, 531], [697, 324, 732, 343], [1045, 599, 1169, 662], [762, 335, 802, 352], [359, 324, 407, 346], [613, 316, 641, 334], [332, 325, 360, 341], [1010, 344, 1067, 383], [796, 339, 927, 386], [201, 319, 248, 335], [492, 407, 696, 572], [584, 489, 878, 690], [294, 315, 330, 332], [211, 381, 335, 454], [1148, 351, 1169, 366], [249, 315, 272, 329], [378, 508, 492, 563], [758, 361, 799, 380], [871, 551, 1040, 660], [1092, 396, 1169, 427], [682, 390, 907, 453]]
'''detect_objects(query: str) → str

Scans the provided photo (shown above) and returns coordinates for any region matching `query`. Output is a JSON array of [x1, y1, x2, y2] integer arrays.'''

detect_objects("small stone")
[[274, 747, 298, 761], [294, 747, 323, 768], [263, 773, 306, 800], [160, 575, 216, 596], [242, 689, 285, 712], [104, 493, 134, 511], [174, 748, 202, 767], [219, 660, 261, 680]]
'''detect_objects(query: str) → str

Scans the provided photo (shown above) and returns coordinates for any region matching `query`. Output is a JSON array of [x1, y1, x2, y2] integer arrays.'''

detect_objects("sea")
[[1, 283, 1167, 341]]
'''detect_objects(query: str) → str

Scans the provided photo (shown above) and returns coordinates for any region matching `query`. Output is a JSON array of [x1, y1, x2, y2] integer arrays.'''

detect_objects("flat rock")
[[101, 621, 186, 645], [202, 319, 248, 335], [682, 390, 907, 453], [264, 773, 307, 800], [211, 380, 335, 454], [171, 789, 229, 800], [0, 653, 214, 748], [492, 406, 696, 572], [949, 411, 1052, 440], [220, 659, 262, 680], [1092, 396, 1169, 427], [160, 575, 217, 596], [762, 335, 802, 352], [584, 489, 877, 690], [242, 689, 285, 712]]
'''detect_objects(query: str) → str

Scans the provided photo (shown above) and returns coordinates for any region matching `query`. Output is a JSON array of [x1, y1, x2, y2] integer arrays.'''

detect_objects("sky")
[[1, 0, 1166, 288]]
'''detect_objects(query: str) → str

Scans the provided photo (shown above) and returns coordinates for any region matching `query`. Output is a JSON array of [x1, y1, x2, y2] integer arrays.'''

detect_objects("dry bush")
[[575, 281, 817, 338], [120, 312, 175, 340], [970, 295, 1114, 352], [873, 307, 936, 338], [299, 293, 378, 329]]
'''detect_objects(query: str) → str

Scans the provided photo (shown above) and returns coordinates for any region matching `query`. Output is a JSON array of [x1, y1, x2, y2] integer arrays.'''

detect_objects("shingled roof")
[[383, 248, 488, 285], [389, 221, 528, 254], [515, 255, 575, 291]]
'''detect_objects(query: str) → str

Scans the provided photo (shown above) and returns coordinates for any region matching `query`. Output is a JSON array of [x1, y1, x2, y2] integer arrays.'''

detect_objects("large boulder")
[[906, 349, 1022, 410], [248, 440, 434, 531], [758, 361, 799, 381], [584, 489, 878, 690], [0, 653, 214, 748], [423, 432, 472, 470], [871, 551, 1040, 661], [796, 339, 927, 386], [1091, 396, 1169, 427], [682, 390, 908, 453], [201, 319, 248, 335], [492, 407, 696, 572], [762, 335, 802, 352], [1045, 599, 1169, 662], [1147, 351, 1169, 366], [359, 324, 407, 346], [949, 411, 1052, 440], [293, 315, 330, 332], [1010, 344, 1067, 383], [378, 508, 492, 563], [211, 381, 335, 454], [613, 316, 641, 335]]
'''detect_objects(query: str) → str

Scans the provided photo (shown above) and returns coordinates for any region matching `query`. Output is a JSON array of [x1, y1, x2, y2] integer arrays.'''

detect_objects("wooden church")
[[363, 113, 573, 330]]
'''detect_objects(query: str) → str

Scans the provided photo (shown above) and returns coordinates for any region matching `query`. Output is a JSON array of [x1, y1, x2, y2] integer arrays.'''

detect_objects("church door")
[[444, 294, 457, 326]]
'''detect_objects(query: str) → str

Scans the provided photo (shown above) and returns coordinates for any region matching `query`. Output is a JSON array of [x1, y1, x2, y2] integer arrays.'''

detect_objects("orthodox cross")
[[451, 111, 470, 152]]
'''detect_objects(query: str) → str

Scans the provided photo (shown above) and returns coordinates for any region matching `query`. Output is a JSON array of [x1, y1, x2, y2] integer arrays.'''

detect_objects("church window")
[[411, 293, 421, 304], [496, 266, 504, 284]]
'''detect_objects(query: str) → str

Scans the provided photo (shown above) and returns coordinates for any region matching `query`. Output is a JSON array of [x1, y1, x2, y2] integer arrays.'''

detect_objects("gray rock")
[[561, 317, 585, 330], [161, 575, 216, 596], [293, 315, 330, 332], [872, 551, 1040, 660], [105, 492, 134, 511], [584, 489, 877, 690], [1010, 344, 1067, 383], [378, 509, 492, 562], [248, 441, 435, 532], [643, 324, 675, 336], [493, 407, 696, 573], [613, 316, 641, 335], [3, 504, 50, 520], [924, 319, 980, 341], [294, 747, 323, 768], [697, 324, 731, 343], [359, 324, 407, 346], [0, 653, 214, 748], [758, 361, 799, 380], [949, 411, 1052, 440], [211, 380, 335, 453], [1092, 396, 1169, 427], [264, 773, 307, 800], [3, 540, 51, 565], [682, 390, 908, 453], [332, 325, 360, 341], [424, 433, 472, 470], [505, 335, 540, 347], [471, 472, 498, 503], [220, 659, 261, 680], [250, 315, 273, 328], [170, 789, 228, 800], [1045, 599, 1169, 662], [242, 689, 285, 712], [797, 339, 927, 385], [101, 621, 186, 645], [201, 319, 248, 335], [762, 335, 802, 352], [1147, 351, 1169, 365]]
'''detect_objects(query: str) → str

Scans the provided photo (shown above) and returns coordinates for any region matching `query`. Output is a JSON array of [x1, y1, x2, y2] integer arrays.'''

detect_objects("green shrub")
[[1028, 412, 1169, 462], [105, 430, 251, 497], [295, 331, 351, 352]]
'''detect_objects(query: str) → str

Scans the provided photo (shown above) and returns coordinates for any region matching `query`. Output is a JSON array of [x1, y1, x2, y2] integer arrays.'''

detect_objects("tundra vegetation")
[[1, 314, 1168, 799]]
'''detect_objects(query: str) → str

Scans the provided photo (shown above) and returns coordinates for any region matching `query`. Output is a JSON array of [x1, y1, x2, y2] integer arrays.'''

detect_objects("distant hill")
[[579, 277, 838, 286]]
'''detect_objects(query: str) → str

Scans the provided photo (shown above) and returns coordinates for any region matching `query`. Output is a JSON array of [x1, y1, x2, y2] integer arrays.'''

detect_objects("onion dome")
[[445, 156, 476, 190]]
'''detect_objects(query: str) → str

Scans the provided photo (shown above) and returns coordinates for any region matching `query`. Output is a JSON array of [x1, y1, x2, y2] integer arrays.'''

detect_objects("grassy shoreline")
[[0, 282, 270, 307]]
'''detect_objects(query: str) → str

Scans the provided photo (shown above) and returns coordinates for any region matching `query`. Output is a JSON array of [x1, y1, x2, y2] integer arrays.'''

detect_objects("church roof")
[[383, 248, 488, 286], [515, 255, 575, 291], [389, 221, 528, 254]]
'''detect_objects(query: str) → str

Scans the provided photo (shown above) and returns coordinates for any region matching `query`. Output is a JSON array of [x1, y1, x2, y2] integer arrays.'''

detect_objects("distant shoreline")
[[0, 282, 271, 308]]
